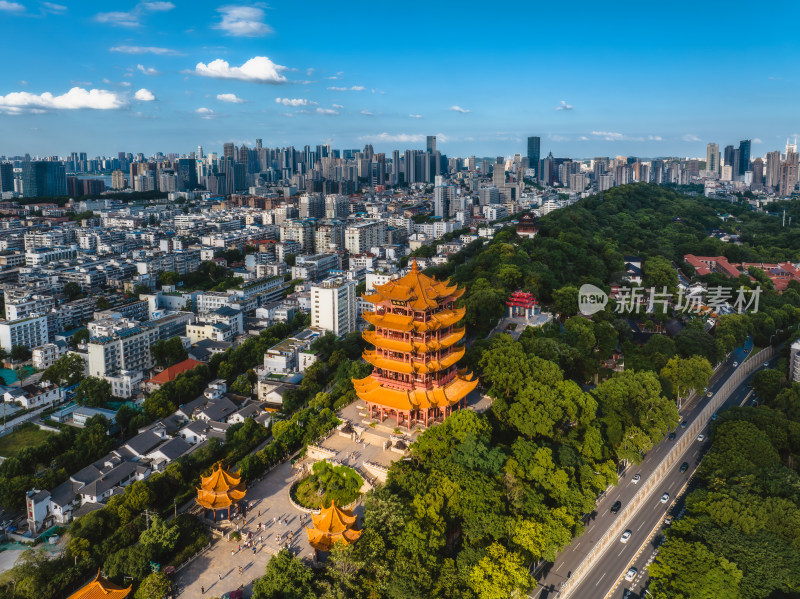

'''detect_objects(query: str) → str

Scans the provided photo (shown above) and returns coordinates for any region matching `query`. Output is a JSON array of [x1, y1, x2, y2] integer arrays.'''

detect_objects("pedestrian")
[[258, 510, 261, 517], [218, 573, 222, 582], [253, 546, 257, 555], [231, 549, 234, 556], [201, 587, 205, 595]]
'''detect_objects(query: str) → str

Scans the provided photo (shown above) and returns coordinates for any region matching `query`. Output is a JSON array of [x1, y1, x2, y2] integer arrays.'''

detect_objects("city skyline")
[[2, 1, 800, 156]]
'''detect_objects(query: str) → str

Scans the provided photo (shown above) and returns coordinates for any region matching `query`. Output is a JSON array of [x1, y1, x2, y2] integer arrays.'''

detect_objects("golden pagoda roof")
[[67, 570, 131, 599], [364, 327, 466, 354], [353, 370, 478, 412], [305, 501, 361, 552], [363, 307, 465, 332], [363, 346, 466, 375], [196, 463, 247, 510], [365, 261, 464, 310]]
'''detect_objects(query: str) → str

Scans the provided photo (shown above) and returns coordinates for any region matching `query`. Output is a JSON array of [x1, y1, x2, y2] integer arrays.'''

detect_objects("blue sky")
[[1, 0, 800, 159]]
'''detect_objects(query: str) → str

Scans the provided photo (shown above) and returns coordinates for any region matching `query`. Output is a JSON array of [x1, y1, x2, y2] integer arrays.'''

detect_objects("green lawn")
[[0, 425, 55, 457]]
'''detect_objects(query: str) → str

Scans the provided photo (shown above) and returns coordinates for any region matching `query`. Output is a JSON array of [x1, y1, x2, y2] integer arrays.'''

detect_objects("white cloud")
[[217, 93, 245, 103], [360, 110, 373, 116], [578, 136, 589, 141], [137, 64, 159, 75], [0, 1, 24, 12], [275, 97, 310, 106], [95, 1, 174, 27], [120, 81, 131, 87], [0, 87, 125, 112], [409, 114, 422, 119], [134, 88, 155, 101], [358, 133, 425, 143], [326, 86, 365, 91], [555, 100, 573, 111], [648, 135, 663, 141], [592, 131, 632, 141], [110, 45, 180, 55], [332, 104, 344, 109], [316, 107, 338, 115], [449, 105, 470, 113], [306, 68, 315, 76], [42, 2, 67, 12], [549, 134, 570, 142], [753, 137, 763, 144], [194, 57, 287, 83], [196, 107, 215, 119], [214, 5, 272, 37], [682, 134, 701, 142]]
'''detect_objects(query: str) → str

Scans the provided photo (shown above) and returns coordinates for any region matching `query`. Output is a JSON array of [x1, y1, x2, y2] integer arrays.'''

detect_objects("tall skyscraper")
[[751, 158, 764, 190], [0, 162, 13, 193], [766, 151, 781, 189], [780, 150, 799, 196], [223, 142, 235, 160], [21, 160, 66, 198], [738, 139, 751, 177], [706, 143, 719, 174], [723, 145, 735, 169], [527, 136, 541, 178], [426, 136, 436, 154]]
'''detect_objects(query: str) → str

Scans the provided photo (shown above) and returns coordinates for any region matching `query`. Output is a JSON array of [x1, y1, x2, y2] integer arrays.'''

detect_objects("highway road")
[[608, 355, 774, 599], [532, 340, 761, 599]]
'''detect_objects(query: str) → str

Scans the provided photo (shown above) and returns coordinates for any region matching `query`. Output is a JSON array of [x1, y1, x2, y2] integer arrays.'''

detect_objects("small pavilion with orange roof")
[[67, 570, 131, 599], [353, 260, 478, 429], [196, 462, 247, 522], [305, 501, 361, 555]]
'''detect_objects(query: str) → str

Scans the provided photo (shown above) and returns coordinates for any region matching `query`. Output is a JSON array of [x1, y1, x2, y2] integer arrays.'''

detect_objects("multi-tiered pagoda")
[[305, 501, 361, 554], [353, 261, 478, 429], [196, 463, 246, 522]]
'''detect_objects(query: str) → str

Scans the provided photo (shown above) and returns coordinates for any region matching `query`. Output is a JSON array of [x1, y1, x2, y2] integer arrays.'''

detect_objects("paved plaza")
[[175, 391, 492, 597]]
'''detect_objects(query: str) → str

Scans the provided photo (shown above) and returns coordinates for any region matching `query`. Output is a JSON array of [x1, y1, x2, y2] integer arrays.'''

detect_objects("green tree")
[[468, 542, 533, 599], [643, 256, 678, 294], [63, 282, 83, 301], [95, 297, 111, 311], [134, 572, 171, 599], [285, 253, 296, 267], [752, 369, 783, 403], [553, 286, 579, 318], [150, 337, 187, 368], [72, 328, 90, 346], [10, 344, 31, 363], [74, 376, 113, 407], [140, 515, 179, 559], [660, 355, 712, 407], [649, 539, 742, 599], [41, 353, 86, 386], [252, 549, 316, 599], [230, 373, 253, 396]]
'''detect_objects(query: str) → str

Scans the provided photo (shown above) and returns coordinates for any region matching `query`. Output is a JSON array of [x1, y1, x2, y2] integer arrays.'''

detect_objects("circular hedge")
[[291, 461, 363, 509]]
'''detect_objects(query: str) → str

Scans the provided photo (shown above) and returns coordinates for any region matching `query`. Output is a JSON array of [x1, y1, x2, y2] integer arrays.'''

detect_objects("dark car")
[[668, 432, 676, 440], [680, 462, 688, 472], [680, 421, 688, 428], [610, 500, 622, 514]]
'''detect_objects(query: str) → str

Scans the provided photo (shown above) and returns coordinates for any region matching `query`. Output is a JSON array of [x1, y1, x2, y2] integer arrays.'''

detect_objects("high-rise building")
[[527, 136, 541, 178], [738, 139, 751, 177], [751, 158, 764, 190], [21, 160, 67, 198], [177, 158, 198, 191], [311, 277, 357, 337], [766, 151, 782, 189], [779, 150, 799, 196], [723, 145, 735, 170], [0, 162, 13, 193], [111, 169, 126, 190], [223, 142, 235, 160], [426, 136, 436, 154], [706, 143, 719, 175], [492, 161, 506, 187], [434, 185, 456, 218]]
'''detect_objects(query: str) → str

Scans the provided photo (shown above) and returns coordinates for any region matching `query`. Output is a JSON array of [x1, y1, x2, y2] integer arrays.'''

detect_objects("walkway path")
[[175, 460, 314, 597]]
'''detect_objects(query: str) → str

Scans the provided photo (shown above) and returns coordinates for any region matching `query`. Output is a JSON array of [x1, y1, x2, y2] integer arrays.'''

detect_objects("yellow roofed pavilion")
[[196, 463, 246, 520], [305, 501, 361, 553], [67, 570, 131, 599], [354, 260, 478, 429]]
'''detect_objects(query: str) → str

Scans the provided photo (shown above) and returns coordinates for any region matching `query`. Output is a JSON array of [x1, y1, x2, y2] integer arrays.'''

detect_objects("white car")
[[733, 361, 739, 367], [632, 474, 641, 484], [697, 433, 705, 442], [620, 530, 632, 543], [763, 362, 770, 367], [660, 492, 670, 503], [624, 568, 637, 582]]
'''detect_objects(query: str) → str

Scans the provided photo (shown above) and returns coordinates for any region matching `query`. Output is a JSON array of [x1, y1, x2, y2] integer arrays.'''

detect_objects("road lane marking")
[[596, 573, 606, 586]]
